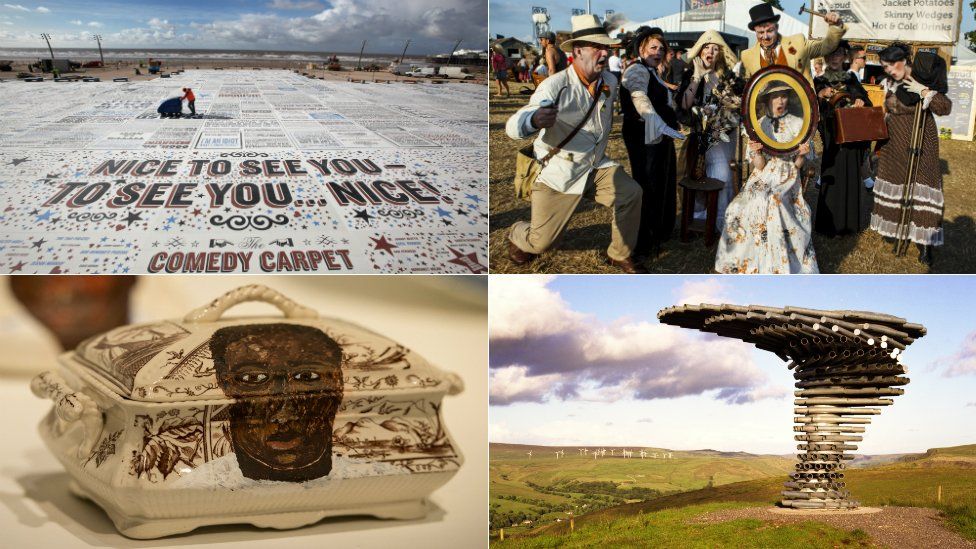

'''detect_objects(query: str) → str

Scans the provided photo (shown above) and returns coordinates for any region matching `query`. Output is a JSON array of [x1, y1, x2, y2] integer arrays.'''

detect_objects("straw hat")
[[560, 14, 621, 53], [758, 82, 794, 107], [686, 30, 738, 71]]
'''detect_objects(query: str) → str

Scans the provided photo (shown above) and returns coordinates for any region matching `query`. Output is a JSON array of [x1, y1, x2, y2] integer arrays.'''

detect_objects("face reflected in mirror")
[[882, 59, 908, 81], [768, 91, 791, 117], [757, 84, 802, 144], [746, 68, 817, 153], [640, 37, 666, 67], [212, 323, 344, 482]]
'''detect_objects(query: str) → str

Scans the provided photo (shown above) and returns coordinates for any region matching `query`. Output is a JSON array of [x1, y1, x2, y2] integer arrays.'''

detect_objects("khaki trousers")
[[509, 165, 642, 261]]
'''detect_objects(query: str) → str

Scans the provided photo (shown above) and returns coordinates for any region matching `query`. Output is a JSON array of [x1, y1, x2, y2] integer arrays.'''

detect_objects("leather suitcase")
[[835, 106, 888, 144]]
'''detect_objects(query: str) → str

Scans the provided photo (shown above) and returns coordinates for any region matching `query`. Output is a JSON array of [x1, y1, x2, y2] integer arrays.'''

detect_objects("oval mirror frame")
[[741, 65, 820, 156]]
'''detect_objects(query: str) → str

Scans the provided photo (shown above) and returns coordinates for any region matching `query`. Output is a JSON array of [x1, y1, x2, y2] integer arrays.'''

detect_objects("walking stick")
[[893, 102, 926, 256]]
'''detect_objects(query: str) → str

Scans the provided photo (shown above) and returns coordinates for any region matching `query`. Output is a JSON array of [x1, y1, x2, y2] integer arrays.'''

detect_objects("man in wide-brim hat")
[[505, 14, 647, 273], [739, 2, 847, 82]]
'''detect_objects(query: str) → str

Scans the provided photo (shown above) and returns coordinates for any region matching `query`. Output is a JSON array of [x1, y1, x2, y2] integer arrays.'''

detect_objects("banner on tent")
[[682, 0, 724, 22], [809, 0, 961, 44]]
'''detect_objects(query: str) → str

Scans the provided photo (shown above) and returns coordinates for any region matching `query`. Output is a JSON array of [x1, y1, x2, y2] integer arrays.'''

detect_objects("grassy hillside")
[[490, 443, 976, 545], [493, 502, 875, 548], [489, 443, 793, 533]]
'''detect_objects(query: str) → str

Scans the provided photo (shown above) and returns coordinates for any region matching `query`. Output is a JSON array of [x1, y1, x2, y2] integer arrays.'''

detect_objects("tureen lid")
[[65, 285, 461, 403]]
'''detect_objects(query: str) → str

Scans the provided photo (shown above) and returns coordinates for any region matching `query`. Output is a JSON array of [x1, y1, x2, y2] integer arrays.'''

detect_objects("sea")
[[0, 47, 428, 66]]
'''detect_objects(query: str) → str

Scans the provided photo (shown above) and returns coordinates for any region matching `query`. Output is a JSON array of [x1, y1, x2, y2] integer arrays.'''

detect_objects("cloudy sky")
[[490, 275, 976, 455], [0, 0, 486, 53], [489, 0, 976, 48]]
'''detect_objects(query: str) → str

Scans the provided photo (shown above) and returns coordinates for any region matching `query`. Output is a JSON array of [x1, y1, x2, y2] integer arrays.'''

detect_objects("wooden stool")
[[679, 177, 725, 247]]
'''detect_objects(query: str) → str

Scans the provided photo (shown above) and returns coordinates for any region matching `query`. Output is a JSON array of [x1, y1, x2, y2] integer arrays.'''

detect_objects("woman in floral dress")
[[715, 83, 819, 273]]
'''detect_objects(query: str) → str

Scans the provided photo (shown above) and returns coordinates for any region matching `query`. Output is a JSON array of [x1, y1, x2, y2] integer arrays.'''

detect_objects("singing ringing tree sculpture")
[[657, 303, 926, 510]]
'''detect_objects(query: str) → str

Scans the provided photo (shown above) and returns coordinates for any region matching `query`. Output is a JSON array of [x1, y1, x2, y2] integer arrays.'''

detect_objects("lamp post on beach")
[[40, 33, 55, 62], [91, 34, 104, 67], [356, 40, 367, 71], [447, 39, 462, 66], [397, 39, 411, 63]]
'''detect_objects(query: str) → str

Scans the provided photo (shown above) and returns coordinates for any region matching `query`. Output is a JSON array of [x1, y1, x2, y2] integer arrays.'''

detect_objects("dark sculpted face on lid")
[[212, 324, 343, 482]]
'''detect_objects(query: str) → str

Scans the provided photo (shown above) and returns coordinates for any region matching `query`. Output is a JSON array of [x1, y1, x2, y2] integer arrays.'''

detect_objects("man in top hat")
[[739, 3, 846, 82], [539, 31, 568, 77], [505, 14, 646, 273]]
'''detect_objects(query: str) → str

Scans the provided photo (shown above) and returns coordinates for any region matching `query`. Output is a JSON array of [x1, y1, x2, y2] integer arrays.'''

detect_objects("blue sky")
[[490, 275, 976, 455], [0, 0, 486, 53], [489, 0, 976, 49]]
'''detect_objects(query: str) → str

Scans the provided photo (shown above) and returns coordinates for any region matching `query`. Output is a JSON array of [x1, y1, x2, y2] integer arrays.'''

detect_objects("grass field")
[[490, 443, 794, 533], [489, 90, 976, 273], [493, 502, 877, 548], [489, 442, 976, 546]]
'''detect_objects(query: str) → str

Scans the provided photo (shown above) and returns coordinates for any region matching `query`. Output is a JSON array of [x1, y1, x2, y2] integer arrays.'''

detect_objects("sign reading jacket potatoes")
[[809, 0, 961, 44]]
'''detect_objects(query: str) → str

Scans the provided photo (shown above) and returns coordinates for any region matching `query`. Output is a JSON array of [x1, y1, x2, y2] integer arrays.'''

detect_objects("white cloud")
[[488, 275, 583, 340], [0, 0, 483, 52], [490, 278, 771, 406], [488, 420, 514, 442], [192, 0, 485, 51], [673, 278, 735, 306], [935, 331, 976, 376], [268, 0, 322, 9], [35, 5, 48, 12], [88, 21, 102, 28], [108, 18, 190, 45], [489, 365, 564, 405]]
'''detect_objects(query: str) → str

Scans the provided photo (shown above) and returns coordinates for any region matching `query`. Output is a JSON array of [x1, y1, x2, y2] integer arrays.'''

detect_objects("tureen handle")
[[31, 371, 104, 458], [183, 284, 319, 323]]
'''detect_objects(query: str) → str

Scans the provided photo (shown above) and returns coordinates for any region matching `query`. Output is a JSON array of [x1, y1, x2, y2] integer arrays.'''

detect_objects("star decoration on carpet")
[[370, 235, 397, 255], [445, 246, 487, 273], [123, 210, 143, 227], [353, 208, 375, 222], [9, 261, 26, 273], [31, 237, 47, 249], [8, 158, 28, 166]]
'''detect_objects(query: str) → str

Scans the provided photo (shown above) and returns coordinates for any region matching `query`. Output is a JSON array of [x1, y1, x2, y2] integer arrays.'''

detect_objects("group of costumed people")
[[505, 3, 951, 273]]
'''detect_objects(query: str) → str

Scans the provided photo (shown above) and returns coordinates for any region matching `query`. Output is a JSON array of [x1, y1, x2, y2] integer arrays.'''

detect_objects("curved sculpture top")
[[658, 303, 926, 510]]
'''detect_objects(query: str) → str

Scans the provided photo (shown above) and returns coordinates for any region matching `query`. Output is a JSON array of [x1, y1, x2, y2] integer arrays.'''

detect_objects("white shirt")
[[760, 113, 803, 145], [608, 55, 622, 73], [506, 67, 618, 194]]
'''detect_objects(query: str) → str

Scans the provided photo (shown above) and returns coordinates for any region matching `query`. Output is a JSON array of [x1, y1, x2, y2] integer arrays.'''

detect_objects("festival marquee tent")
[[953, 43, 976, 67], [619, 0, 808, 48]]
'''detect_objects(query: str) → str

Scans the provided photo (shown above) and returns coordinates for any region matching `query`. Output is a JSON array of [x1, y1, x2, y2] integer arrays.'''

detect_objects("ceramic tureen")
[[31, 284, 464, 538]]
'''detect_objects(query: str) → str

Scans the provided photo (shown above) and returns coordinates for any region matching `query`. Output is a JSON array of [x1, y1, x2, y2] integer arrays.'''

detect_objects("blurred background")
[[0, 275, 486, 375]]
